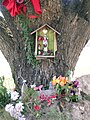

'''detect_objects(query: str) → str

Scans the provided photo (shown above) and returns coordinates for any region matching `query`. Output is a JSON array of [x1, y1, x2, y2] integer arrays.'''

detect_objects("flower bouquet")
[[52, 75, 80, 102]]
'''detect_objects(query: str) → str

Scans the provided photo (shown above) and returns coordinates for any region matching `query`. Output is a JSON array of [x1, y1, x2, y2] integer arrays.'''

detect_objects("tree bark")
[[0, 0, 90, 88]]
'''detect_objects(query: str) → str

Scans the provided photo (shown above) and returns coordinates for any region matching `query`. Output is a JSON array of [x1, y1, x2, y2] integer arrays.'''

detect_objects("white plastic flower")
[[15, 102, 24, 112], [18, 115, 26, 120], [11, 91, 19, 101], [13, 109, 22, 119], [10, 107, 16, 117], [5, 104, 14, 113]]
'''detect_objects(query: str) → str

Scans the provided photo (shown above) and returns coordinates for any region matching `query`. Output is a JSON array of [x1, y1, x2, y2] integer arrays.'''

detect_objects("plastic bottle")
[[49, 81, 53, 90], [21, 80, 27, 100]]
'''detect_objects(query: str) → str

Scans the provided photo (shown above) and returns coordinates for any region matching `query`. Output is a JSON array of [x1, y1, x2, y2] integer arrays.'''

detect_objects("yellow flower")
[[52, 76, 56, 86], [56, 78, 60, 84], [59, 76, 68, 86], [68, 86, 72, 89], [52, 75, 68, 86]]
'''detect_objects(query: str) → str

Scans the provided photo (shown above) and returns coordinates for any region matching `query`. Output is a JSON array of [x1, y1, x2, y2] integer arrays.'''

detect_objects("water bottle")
[[21, 80, 27, 100]]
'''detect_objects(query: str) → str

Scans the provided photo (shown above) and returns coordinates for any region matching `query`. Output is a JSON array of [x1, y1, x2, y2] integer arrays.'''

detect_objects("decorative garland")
[[18, 15, 38, 67]]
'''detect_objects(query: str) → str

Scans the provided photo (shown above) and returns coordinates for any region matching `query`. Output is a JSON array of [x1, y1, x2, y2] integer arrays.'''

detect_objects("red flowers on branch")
[[34, 105, 40, 111]]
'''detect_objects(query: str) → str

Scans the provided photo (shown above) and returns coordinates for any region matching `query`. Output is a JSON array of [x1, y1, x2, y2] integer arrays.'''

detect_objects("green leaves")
[[69, 95, 78, 102], [0, 77, 10, 108], [22, 87, 38, 103], [17, 15, 38, 67]]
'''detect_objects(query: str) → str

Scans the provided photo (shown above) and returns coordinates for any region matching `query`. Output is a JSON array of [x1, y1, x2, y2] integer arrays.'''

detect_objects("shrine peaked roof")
[[30, 24, 60, 35]]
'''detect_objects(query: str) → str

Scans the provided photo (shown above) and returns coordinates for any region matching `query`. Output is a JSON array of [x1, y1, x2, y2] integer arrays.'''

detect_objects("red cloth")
[[30, 0, 42, 14], [28, 15, 38, 19], [2, 0, 26, 17], [2, 0, 42, 18]]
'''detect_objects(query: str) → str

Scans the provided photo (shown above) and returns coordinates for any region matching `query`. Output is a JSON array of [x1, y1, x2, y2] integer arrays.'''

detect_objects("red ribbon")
[[30, 0, 42, 14], [2, 0, 42, 18], [2, 0, 26, 17]]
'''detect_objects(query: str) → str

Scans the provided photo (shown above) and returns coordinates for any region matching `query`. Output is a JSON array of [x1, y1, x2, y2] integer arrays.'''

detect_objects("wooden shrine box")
[[31, 24, 60, 59]]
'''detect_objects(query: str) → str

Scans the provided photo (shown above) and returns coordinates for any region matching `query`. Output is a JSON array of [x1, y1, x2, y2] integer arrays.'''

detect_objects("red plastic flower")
[[38, 36, 44, 41], [47, 99, 51, 106], [34, 105, 40, 111], [39, 94, 47, 102]]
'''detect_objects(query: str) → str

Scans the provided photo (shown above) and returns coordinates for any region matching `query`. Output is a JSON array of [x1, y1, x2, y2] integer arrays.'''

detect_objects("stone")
[[77, 74, 90, 95]]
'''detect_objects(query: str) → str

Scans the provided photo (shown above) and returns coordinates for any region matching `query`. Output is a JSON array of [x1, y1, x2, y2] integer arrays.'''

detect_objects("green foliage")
[[69, 95, 78, 102], [22, 87, 41, 118], [45, 108, 71, 120], [22, 87, 38, 103], [18, 15, 38, 67], [0, 77, 10, 108], [65, 70, 72, 81]]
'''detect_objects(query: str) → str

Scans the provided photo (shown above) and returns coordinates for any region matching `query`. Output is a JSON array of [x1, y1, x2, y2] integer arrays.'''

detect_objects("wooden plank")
[[54, 32, 57, 52], [35, 55, 55, 58], [35, 32, 37, 56]]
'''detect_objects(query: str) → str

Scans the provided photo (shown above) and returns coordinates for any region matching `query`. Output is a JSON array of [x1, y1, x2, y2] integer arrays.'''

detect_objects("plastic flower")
[[52, 75, 68, 86], [56, 78, 60, 84], [73, 80, 79, 88], [59, 76, 68, 86], [34, 105, 40, 111], [5, 104, 14, 113], [11, 91, 19, 101], [38, 36, 44, 41], [70, 90, 76, 95], [15, 102, 24, 112], [18, 115, 26, 120], [47, 99, 51, 106], [39, 94, 47, 102], [9, 106, 16, 118], [5, 104, 19, 119]]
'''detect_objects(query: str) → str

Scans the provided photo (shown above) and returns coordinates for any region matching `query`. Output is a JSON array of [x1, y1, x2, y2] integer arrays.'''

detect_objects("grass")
[[0, 109, 15, 120], [39, 107, 71, 120]]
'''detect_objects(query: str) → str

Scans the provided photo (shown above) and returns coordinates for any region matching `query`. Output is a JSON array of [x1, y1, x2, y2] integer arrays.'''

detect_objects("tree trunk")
[[0, 0, 90, 88]]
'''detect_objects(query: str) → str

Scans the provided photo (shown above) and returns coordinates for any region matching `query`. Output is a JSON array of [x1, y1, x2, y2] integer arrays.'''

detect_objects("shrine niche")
[[31, 24, 60, 59]]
